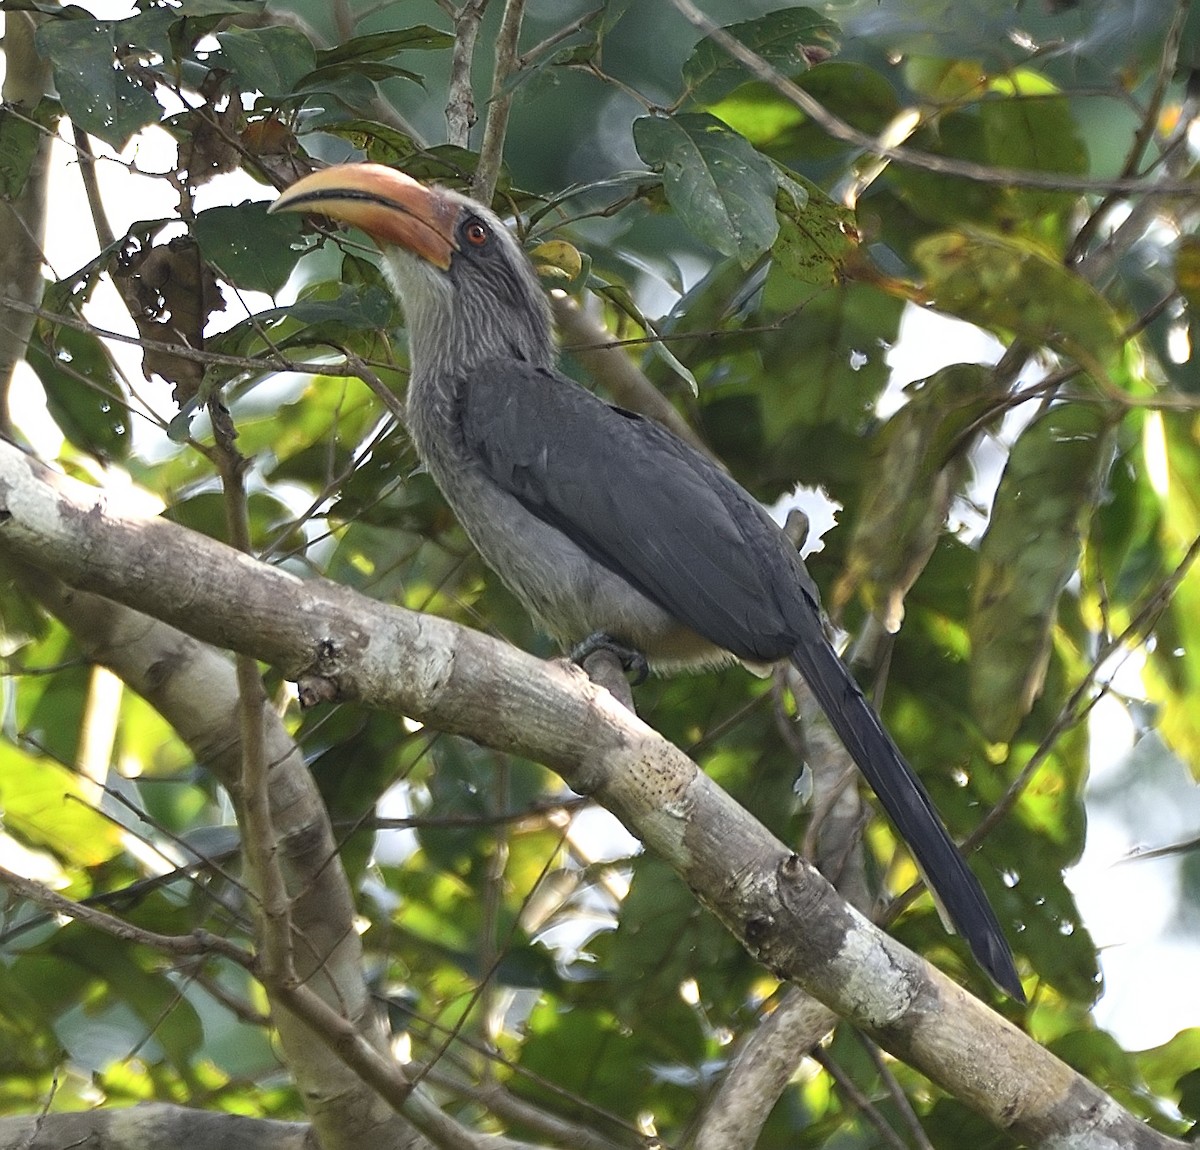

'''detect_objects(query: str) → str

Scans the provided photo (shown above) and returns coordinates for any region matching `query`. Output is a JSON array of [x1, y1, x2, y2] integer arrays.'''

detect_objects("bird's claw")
[[570, 632, 649, 686]]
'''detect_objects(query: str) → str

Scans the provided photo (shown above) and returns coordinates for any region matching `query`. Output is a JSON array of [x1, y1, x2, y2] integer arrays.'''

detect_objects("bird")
[[269, 163, 1024, 1001]]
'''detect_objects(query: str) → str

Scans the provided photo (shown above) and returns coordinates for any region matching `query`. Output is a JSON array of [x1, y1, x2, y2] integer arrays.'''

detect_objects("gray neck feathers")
[[381, 233, 555, 472]]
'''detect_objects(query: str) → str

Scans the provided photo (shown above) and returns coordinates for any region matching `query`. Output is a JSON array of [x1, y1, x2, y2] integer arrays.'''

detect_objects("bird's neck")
[[385, 250, 554, 399], [386, 253, 556, 464]]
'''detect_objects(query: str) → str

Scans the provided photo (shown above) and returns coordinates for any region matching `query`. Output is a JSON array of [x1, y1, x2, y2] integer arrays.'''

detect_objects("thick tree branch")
[[6, 557, 589, 1150], [693, 989, 836, 1150], [0, 1103, 310, 1150], [695, 660, 875, 1150], [0, 439, 1185, 1149]]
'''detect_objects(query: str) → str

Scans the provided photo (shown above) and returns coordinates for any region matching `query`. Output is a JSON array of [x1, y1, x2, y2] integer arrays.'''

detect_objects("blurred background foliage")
[[2, 0, 1200, 1145]]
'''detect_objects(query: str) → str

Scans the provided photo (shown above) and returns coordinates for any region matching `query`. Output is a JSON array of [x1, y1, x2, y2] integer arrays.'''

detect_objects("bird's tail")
[[790, 637, 1024, 1001]]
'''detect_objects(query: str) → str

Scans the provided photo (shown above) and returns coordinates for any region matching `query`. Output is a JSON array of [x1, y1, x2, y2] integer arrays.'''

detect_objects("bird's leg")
[[569, 632, 650, 686]]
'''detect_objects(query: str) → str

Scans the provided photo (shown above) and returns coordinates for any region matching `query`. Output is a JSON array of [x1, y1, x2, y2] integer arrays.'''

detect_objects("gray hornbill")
[[270, 164, 1024, 1002]]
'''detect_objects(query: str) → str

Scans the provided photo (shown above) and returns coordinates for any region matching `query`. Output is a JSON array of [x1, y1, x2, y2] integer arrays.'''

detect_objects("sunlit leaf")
[[916, 229, 1124, 370], [0, 744, 123, 867], [770, 172, 859, 287]]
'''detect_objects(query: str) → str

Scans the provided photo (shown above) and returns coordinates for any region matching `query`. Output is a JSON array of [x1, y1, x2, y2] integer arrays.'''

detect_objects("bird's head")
[[269, 164, 554, 376]]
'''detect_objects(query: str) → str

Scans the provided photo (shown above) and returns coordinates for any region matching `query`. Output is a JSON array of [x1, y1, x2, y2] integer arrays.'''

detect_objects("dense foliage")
[[2, 0, 1200, 1146]]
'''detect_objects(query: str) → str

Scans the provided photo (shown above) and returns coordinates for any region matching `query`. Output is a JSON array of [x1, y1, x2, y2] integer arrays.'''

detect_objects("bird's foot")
[[569, 632, 650, 686]]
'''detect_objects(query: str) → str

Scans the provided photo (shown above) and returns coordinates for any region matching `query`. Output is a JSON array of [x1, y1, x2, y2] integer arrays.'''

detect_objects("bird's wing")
[[461, 358, 1023, 999], [460, 359, 1023, 997], [458, 358, 811, 661]]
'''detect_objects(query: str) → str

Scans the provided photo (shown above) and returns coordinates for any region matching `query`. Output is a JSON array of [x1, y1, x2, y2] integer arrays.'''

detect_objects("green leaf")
[[320, 122, 499, 191], [315, 26, 453, 68], [770, 171, 859, 287], [979, 80, 1087, 239], [296, 62, 423, 92], [34, 18, 162, 148], [165, 490, 295, 550], [51, 927, 205, 1072], [838, 363, 1001, 629], [681, 7, 840, 105], [0, 99, 57, 198], [1142, 413, 1200, 776], [756, 281, 905, 440], [915, 229, 1124, 370], [970, 402, 1114, 743], [165, 0, 264, 17], [0, 743, 123, 867], [25, 321, 129, 461], [193, 200, 304, 294], [981, 86, 1086, 176], [712, 61, 901, 165], [634, 113, 778, 266], [606, 855, 749, 1024], [215, 24, 316, 95]]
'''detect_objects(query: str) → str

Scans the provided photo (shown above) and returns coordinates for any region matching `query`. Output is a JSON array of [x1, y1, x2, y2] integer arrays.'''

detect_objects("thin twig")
[[519, 7, 600, 68], [855, 1030, 935, 1150], [472, 0, 526, 203], [446, 0, 490, 147], [0, 294, 389, 379], [71, 126, 116, 251], [211, 410, 298, 988], [810, 1048, 910, 1150], [0, 864, 253, 967], [422, 1066, 628, 1150], [1066, 0, 1192, 264], [478, 760, 510, 1083]]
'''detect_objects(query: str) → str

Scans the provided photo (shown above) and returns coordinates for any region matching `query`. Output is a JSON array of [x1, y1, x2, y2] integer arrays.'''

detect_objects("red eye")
[[464, 220, 490, 247]]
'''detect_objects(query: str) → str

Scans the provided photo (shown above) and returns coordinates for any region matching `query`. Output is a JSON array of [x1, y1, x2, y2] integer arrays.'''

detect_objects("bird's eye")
[[463, 219, 490, 247]]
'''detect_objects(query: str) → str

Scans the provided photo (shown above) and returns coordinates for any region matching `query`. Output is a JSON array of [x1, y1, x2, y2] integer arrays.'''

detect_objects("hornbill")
[[270, 164, 1024, 1001]]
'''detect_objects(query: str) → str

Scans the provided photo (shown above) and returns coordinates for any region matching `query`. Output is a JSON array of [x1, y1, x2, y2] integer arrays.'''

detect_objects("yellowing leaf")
[[0, 744, 123, 867], [915, 230, 1123, 371], [530, 240, 583, 282], [1176, 235, 1200, 314]]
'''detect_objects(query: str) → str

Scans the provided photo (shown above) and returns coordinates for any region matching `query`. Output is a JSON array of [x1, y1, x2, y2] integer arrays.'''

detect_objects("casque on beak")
[[268, 163, 458, 269]]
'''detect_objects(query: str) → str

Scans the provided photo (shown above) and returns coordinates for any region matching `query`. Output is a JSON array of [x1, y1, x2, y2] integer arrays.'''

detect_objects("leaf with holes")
[[634, 113, 777, 267], [35, 18, 162, 148], [682, 7, 840, 105]]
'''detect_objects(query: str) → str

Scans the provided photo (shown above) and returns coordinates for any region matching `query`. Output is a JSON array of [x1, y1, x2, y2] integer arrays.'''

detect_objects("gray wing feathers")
[[459, 358, 809, 661]]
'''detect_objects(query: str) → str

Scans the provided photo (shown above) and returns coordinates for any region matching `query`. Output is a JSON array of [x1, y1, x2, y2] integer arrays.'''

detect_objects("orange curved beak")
[[268, 163, 458, 269]]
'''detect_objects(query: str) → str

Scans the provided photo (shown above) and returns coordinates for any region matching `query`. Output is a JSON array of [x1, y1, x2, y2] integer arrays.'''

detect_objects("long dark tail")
[[790, 637, 1024, 1001]]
